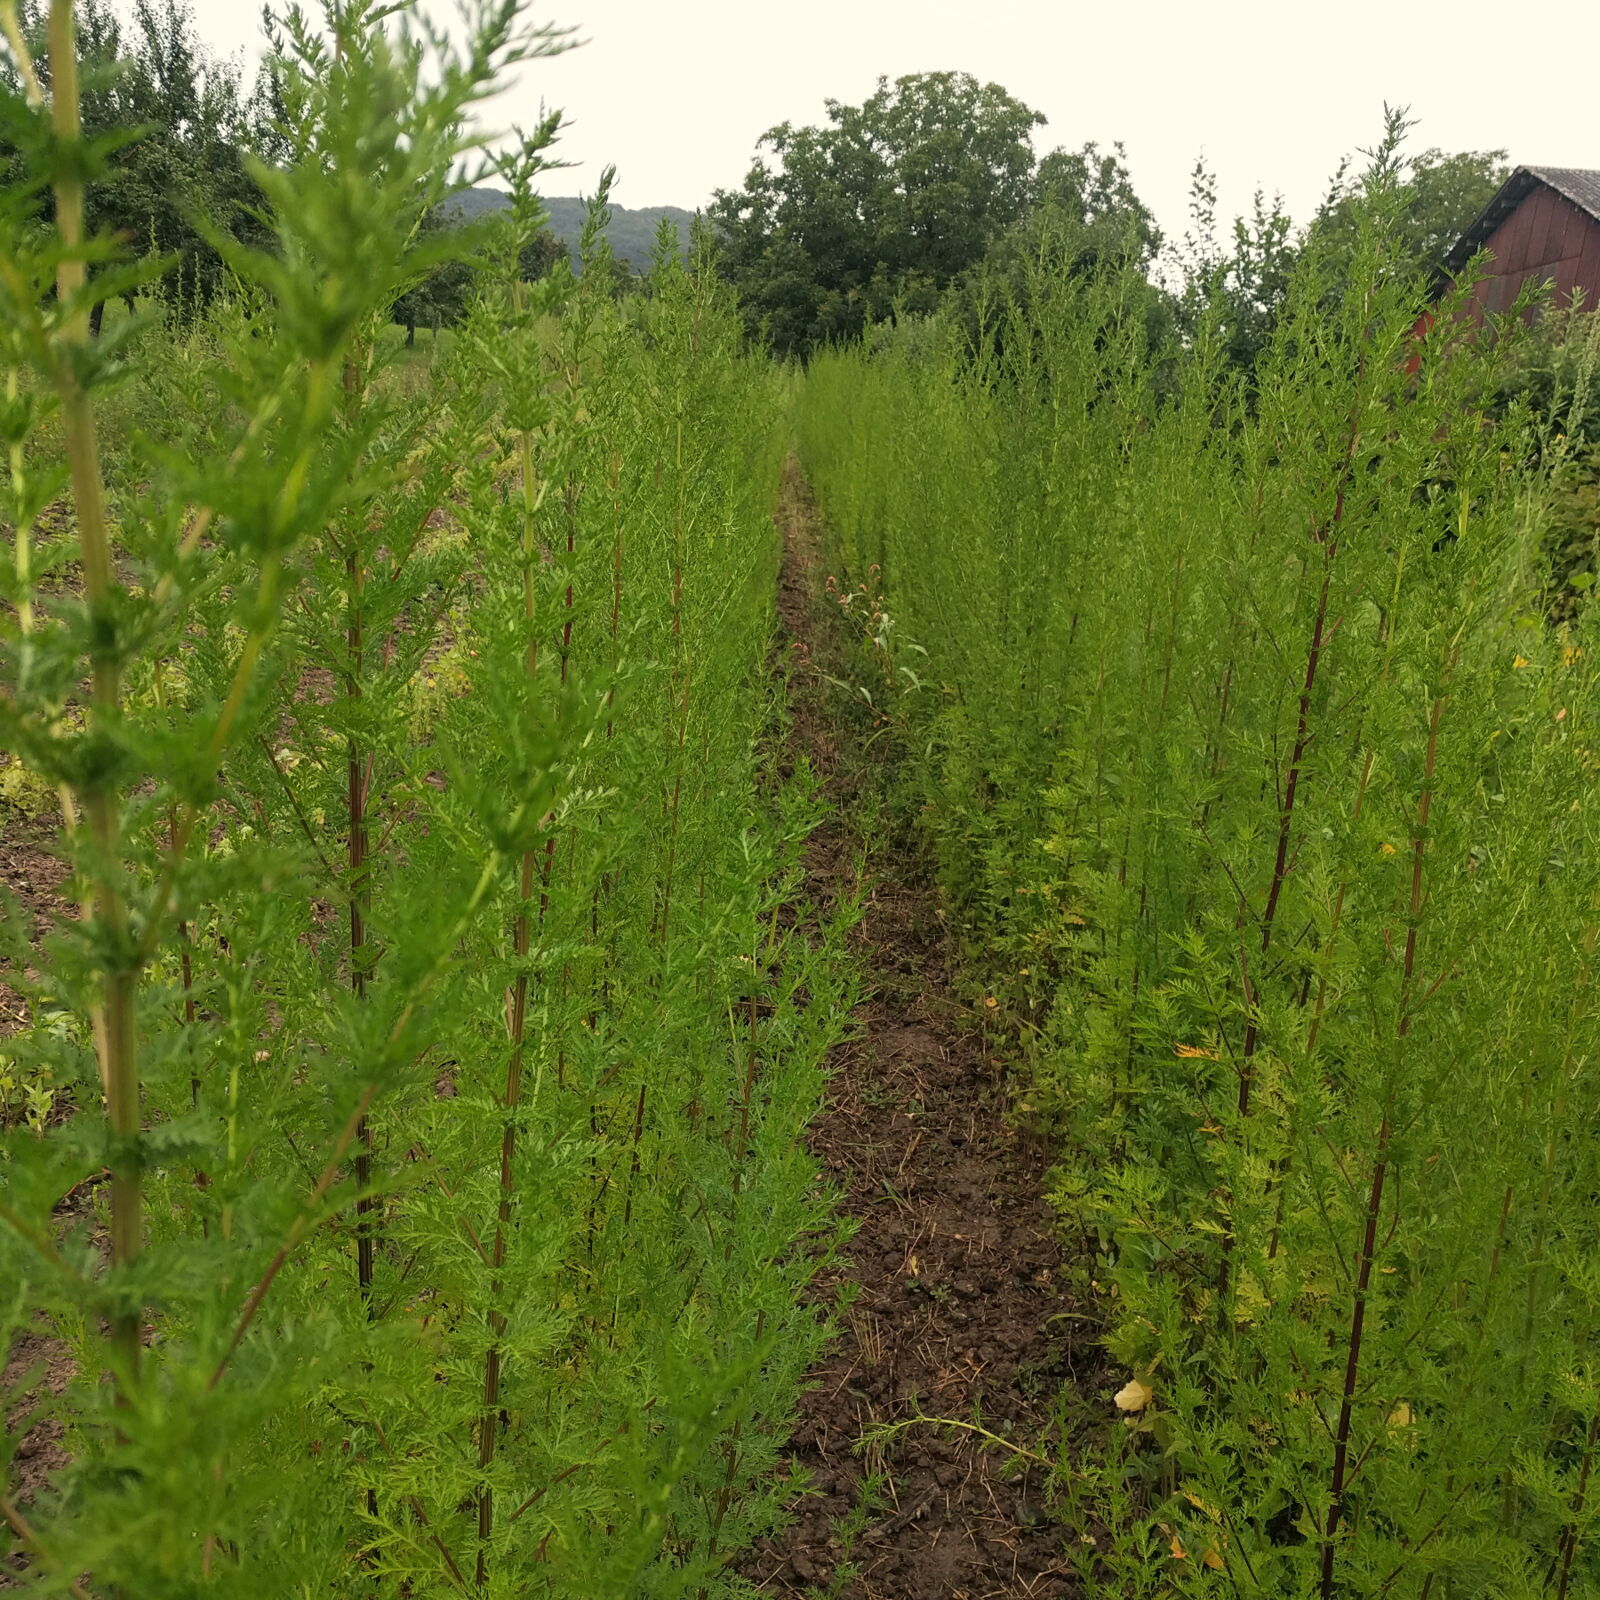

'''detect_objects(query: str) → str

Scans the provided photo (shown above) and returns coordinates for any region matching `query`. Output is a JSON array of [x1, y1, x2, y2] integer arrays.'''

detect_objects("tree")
[[1209, 190, 1299, 377], [710, 71, 1046, 357], [518, 223, 565, 284], [1031, 141, 1162, 268], [1397, 146, 1509, 265], [1313, 143, 1509, 271], [1172, 136, 1508, 381], [948, 141, 1171, 370], [390, 210, 565, 345], [0, 0, 273, 325]]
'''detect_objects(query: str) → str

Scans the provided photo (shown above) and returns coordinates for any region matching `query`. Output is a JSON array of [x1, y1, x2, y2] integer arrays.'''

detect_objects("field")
[[6, 4, 1600, 1599]]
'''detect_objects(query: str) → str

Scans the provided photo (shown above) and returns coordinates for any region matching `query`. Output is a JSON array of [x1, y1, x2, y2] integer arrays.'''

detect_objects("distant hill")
[[448, 186, 697, 272]]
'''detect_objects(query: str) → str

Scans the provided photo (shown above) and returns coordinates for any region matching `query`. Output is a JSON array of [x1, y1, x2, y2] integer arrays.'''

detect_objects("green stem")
[[477, 286, 548, 1578], [50, 0, 142, 1389]]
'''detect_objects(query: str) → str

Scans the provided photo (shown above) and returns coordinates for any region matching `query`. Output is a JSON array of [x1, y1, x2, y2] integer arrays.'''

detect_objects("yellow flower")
[[1514, 654, 1530, 668]]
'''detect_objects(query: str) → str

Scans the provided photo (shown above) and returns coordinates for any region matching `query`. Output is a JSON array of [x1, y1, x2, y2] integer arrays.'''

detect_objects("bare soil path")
[[746, 466, 1088, 1600]]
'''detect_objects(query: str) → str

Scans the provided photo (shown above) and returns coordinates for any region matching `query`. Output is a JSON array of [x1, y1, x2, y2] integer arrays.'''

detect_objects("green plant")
[[798, 113, 1600, 1599], [807, 1467, 886, 1600], [0, 752, 54, 816], [1, 3, 853, 1593]]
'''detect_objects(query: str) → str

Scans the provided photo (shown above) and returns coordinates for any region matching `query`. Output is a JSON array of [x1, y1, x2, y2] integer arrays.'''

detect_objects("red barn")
[[1439, 165, 1600, 318]]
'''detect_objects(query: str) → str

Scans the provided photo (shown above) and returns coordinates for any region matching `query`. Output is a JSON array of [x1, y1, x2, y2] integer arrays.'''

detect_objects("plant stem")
[[1321, 685, 1445, 1598], [1319, 1108, 1390, 1600], [1266, 746, 1375, 1262], [1555, 1401, 1600, 1600], [659, 420, 690, 947], [476, 321, 549, 1578], [0, 1494, 93, 1600], [343, 353, 377, 1312], [49, 0, 142, 1387]]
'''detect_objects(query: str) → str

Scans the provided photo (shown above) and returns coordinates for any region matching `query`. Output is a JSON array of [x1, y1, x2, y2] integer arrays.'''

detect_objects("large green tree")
[[1030, 141, 1162, 267], [710, 71, 1047, 357], [1312, 143, 1509, 270], [948, 141, 1170, 368], [0, 0, 272, 322]]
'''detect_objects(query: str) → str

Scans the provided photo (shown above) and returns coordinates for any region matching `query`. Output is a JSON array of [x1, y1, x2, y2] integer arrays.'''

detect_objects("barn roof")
[[1444, 165, 1600, 273]]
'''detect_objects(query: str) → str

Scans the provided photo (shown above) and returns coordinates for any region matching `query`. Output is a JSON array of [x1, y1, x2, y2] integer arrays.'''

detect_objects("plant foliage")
[[797, 114, 1600, 1599], [0, 2, 852, 1592]]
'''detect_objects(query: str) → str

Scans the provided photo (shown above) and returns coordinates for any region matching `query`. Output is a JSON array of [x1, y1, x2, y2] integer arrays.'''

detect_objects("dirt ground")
[[1, 809, 77, 1575], [0, 810, 70, 1041], [742, 467, 1097, 1600]]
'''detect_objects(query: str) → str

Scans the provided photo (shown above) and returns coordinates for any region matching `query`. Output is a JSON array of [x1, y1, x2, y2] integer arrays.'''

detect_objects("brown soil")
[[746, 466, 1089, 1600], [2, 1329, 72, 1517], [1, 815, 80, 1554], [0, 812, 71, 1042]]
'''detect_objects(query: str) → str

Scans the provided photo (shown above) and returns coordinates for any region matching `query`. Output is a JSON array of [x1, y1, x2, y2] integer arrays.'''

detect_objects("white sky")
[[190, 0, 1600, 245]]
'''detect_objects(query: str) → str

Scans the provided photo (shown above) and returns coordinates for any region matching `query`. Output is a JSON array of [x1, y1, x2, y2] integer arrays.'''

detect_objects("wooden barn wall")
[[1466, 189, 1600, 318]]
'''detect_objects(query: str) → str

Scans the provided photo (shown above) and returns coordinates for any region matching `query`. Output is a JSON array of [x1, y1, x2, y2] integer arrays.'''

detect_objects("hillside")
[[450, 185, 697, 271]]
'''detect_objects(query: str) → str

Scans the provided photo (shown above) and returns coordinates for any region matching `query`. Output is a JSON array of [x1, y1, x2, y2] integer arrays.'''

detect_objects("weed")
[[798, 113, 1600, 1597]]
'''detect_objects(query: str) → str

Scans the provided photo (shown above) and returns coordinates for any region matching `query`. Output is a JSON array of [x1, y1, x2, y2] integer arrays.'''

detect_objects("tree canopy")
[[1311, 144, 1509, 271], [943, 141, 1170, 368], [709, 71, 1049, 357], [0, 0, 275, 317]]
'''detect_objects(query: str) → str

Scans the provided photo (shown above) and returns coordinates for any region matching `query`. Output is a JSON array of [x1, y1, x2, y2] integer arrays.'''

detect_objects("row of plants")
[[1, 2, 851, 1593], [797, 120, 1600, 1597]]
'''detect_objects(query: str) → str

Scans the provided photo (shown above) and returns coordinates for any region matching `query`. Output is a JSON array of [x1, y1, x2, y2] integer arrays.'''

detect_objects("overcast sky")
[[192, 0, 1600, 245]]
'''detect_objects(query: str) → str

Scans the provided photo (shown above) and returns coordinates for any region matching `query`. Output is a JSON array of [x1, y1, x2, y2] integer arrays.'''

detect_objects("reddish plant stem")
[[704, 1308, 764, 1580], [210, 1082, 380, 1389], [475, 849, 531, 1585], [1556, 1402, 1600, 1600], [1236, 401, 1361, 1120], [1320, 687, 1444, 1599], [1237, 545, 1335, 1117], [346, 508, 376, 1310], [0, 1492, 94, 1600], [1266, 747, 1375, 1262], [622, 1081, 647, 1233], [476, 415, 538, 1580], [1319, 1111, 1391, 1600], [1220, 527, 1340, 1304]]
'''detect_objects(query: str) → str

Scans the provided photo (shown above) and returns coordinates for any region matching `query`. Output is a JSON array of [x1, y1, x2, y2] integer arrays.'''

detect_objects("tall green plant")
[[2, 4, 852, 1593], [798, 116, 1600, 1598]]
